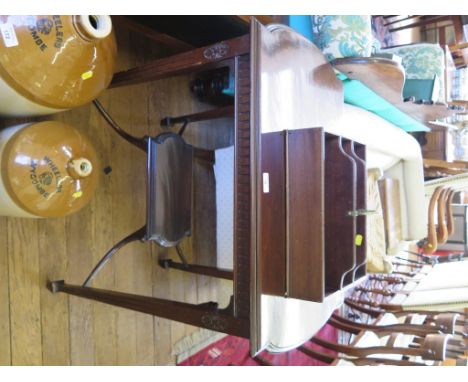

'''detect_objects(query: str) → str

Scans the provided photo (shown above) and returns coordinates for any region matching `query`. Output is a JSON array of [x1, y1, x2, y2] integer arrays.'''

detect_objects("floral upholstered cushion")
[[381, 43, 445, 102], [310, 15, 373, 61]]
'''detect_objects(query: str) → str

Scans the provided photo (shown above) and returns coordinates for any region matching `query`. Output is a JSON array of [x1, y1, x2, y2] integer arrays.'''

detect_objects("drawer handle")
[[347, 209, 378, 217]]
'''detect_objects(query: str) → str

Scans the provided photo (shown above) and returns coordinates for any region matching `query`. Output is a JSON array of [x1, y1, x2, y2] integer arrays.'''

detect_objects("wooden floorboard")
[[152, 248, 175, 366], [8, 219, 42, 365], [38, 218, 70, 365], [66, 205, 96, 365], [0, 217, 11, 365], [0, 20, 234, 365], [147, 65, 177, 366], [110, 30, 139, 365], [87, 91, 118, 366], [124, 68, 156, 368]]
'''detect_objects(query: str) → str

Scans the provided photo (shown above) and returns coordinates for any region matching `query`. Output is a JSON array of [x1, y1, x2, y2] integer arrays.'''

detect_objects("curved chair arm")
[[446, 189, 455, 237], [423, 186, 445, 254], [436, 188, 449, 244]]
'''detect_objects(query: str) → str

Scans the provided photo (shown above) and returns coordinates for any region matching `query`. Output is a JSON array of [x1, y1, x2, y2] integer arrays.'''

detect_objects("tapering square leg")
[[48, 280, 248, 337]]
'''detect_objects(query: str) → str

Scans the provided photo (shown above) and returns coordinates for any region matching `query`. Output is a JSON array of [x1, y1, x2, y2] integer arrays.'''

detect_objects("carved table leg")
[[48, 281, 249, 338]]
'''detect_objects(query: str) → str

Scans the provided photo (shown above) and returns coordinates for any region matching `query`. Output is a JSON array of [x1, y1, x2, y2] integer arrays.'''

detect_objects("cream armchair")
[[327, 103, 427, 266]]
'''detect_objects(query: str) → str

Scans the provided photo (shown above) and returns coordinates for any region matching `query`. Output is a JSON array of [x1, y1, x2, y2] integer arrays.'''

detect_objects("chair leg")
[[310, 335, 431, 359], [355, 286, 410, 297], [82, 226, 147, 287], [193, 148, 215, 164], [93, 99, 147, 152], [159, 259, 234, 280], [349, 357, 427, 366], [345, 298, 385, 318], [329, 315, 444, 337], [368, 274, 407, 284], [175, 244, 189, 266], [383, 15, 420, 27], [160, 105, 234, 130], [253, 355, 273, 366], [347, 297, 467, 319], [298, 345, 335, 364], [48, 280, 249, 338], [299, 344, 426, 366], [388, 15, 448, 33]]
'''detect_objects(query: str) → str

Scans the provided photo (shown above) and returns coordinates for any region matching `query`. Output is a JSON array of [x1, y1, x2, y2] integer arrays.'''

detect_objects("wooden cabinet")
[[422, 124, 450, 160], [260, 128, 367, 302]]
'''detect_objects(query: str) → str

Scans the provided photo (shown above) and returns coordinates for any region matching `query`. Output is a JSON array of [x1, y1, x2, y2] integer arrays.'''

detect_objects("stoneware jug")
[[0, 15, 116, 116], [0, 121, 99, 217]]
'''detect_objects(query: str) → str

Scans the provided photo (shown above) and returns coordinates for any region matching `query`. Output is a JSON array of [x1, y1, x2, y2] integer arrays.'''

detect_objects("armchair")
[[327, 103, 427, 243], [381, 43, 446, 103], [289, 16, 452, 114]]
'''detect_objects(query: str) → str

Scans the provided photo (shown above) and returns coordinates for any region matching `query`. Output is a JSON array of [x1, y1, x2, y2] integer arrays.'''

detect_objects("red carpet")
[[178, 324, 337, 366], [434, 249, 463, 256]]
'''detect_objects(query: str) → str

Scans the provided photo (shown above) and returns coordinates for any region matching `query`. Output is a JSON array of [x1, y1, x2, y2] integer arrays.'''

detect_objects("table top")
[[249, 20, 363, 354]]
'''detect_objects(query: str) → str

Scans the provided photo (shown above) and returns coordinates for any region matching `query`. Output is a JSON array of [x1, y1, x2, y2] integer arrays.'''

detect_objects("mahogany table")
[[49, 19, 366, 356]]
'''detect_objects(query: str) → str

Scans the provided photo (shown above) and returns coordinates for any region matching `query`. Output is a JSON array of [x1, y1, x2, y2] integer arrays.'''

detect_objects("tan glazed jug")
[[0, 121, 99, 217], [0, 15, 116, 116]]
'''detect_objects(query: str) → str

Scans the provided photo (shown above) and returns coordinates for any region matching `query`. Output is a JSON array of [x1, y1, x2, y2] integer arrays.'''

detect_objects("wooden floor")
[[0, 24, 234, 365]]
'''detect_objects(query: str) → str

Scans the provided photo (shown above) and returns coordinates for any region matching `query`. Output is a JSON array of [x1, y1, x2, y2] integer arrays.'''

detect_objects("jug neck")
[[73, 15, 112, 41], [67, 157, 93, 179]]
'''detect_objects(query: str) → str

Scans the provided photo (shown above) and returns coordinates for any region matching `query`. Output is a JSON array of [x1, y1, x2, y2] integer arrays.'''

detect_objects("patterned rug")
[[178, 324, 338, 366]]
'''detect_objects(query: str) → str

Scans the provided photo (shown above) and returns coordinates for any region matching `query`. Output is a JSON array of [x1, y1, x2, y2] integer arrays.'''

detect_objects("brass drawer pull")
[[347, 209, 378, 217]]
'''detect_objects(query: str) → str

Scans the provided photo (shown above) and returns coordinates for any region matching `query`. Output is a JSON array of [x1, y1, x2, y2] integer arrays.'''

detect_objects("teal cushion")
[[403, 77, 437, 101], [337, 73, 430, 132], [288, 16, 313, 41]]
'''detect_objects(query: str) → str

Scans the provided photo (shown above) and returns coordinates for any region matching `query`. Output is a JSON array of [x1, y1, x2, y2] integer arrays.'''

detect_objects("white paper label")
[[0, 23, 19, 48], [263, 172, 270, 194]]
